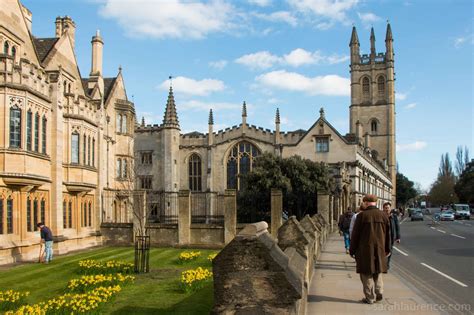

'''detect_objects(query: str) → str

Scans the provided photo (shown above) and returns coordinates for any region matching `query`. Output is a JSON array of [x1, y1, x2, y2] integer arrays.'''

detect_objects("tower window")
[[188, 154, 202, 191], [371, 120, 378, 134], [4, 41, 9, 54], [362, 77, 370, 100], [377, 76, 385, 96]]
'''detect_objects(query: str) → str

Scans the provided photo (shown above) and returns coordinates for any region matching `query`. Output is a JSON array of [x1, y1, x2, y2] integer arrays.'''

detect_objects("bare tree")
[[455, 146, 470, 177]]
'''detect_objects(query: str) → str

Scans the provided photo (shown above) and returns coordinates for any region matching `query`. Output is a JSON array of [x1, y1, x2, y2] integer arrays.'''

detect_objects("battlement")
[[135, 124, 162, 133], [360, 52, 386, 65]]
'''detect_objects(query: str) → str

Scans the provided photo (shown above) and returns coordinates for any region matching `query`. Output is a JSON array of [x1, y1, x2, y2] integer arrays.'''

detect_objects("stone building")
[[0, 0, 135, 264], [135, 24, 396, 223]]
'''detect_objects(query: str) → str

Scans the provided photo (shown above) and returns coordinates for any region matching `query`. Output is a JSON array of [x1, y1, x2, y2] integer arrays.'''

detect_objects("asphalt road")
[[390, 208, 474, 315]]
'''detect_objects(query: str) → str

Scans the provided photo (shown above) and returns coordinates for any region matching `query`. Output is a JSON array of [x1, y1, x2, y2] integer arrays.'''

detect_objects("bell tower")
[[349, 23, 396, 203]]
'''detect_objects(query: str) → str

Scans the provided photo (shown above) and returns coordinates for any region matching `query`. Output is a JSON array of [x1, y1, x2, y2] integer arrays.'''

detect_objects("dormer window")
[[316, 137, 329, 152]]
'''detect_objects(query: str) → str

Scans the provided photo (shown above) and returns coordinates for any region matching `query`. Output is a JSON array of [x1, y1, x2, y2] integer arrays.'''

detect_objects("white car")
[[440, 210, 455, 221], [453, 204, 470, 220]]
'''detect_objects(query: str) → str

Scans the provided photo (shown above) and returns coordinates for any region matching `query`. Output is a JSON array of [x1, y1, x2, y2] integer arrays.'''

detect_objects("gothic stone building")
[[135, 24, 396, 221], [0, 0, 135, 264]]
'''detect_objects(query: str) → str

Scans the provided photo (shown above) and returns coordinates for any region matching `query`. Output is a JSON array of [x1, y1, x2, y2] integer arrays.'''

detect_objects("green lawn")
[[0, 247, 218, 314]]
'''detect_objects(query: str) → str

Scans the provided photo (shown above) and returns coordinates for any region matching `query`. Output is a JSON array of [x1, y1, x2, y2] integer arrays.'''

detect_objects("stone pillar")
[[224, 189, 236, 244], [317, 192, 330, 226], [270, 189, 283, 239], [178, 190, 191, 245]]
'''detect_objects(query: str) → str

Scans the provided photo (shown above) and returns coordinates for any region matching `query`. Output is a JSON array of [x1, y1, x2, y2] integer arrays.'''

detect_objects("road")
[[390, 208, 474, 315]]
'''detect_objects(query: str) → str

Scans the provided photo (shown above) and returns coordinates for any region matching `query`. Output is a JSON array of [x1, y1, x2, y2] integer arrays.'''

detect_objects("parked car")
[[453, 204, 471, 220], [411, 210, 424, 221], [440, 210, 455, 221]]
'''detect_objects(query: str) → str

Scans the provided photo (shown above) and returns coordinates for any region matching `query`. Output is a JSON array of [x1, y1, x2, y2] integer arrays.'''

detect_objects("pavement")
[[307, 233, 442, 315]]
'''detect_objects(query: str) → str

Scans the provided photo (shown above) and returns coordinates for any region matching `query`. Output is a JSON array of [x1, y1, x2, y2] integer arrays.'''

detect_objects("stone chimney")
[[90, 30, 103, 76], [55, 16, 76, 49]]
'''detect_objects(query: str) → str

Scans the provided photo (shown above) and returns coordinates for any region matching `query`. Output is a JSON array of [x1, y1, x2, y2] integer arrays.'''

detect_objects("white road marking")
[[430, 227, 436, 230], [393, 247, 408, 256], [437, 229, 446, 233], [420, 263, 468, 288], [465, 223, 472, 226], [451, 234, 466, 239], [400, 217, 408, 225]]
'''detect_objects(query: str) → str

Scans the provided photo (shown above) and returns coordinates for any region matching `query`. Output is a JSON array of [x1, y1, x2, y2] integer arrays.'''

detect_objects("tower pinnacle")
[[242, 101, 247, 117], [162, 85, 179, 128], [275, 108, 280, 124], [370, 27, 376, 58], [208, 109, 214, 125]]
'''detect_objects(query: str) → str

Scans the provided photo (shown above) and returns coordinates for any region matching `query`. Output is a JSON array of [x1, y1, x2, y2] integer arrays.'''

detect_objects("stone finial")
[[385, 21, 393, 42], [208, 109, 214, 125], [370, 27, 376, 56], [141, 116, 145, 127], [275, 108, 281, 124], [162, 83, 179, 128], [319, 107, 325, 119], [238, 221, 268, 238], [349, 25, 359, 46], [242, 101, 247, 117]]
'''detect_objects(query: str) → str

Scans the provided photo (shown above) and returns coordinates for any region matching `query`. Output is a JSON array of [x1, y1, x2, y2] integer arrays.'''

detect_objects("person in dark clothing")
[[37, 222, 53, 263], [338, 210, 353, 254], [383, 202, 400, 269]]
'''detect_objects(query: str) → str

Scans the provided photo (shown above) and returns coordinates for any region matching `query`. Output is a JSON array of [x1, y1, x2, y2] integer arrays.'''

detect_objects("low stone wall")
[[212, 217, 330, 314], [100, 223, 134, 245]]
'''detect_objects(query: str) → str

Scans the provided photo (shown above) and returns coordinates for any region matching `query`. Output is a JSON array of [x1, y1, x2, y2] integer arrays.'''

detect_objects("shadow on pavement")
[[307, 295, 361, 304]]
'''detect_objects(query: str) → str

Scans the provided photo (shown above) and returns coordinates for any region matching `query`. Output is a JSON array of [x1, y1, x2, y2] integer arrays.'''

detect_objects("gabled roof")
[[104, 77, 117, 101], [80, 78, 94, 97], [32, 37, 58, 63]]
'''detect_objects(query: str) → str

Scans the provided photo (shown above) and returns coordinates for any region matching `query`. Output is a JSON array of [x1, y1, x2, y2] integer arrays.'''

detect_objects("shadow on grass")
[[109, 283, 213, 315]]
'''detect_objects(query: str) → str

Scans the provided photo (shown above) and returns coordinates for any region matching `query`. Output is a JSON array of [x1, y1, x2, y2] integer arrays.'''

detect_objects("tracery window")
[[26, 111, 32, 151], [377, 76, 385, 96], [226, 141, 260, 190], [71, 132, 79, 164], [371, 120, 378, 134], [42, 116, 47, 154], [9, 106, 21, 148], [188, 154, 202, 191], [362, 77, 370, 99], [34, 113, 40, 152]]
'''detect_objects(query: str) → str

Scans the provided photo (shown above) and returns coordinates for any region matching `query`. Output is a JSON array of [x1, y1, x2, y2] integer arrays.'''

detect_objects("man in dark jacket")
[[338, 209, 353, 254], [383, 202, 400, 269], [349, 195, 391, 304], [37, 222, 53, 263]]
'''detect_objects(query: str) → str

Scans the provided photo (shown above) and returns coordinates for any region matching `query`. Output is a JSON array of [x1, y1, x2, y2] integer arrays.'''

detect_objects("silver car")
[[411, 210, 423, 221], [440, 210, 455, 221]]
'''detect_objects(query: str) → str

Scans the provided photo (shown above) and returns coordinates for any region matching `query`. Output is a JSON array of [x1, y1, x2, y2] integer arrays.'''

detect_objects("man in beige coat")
[[349, 194, 391, 304]]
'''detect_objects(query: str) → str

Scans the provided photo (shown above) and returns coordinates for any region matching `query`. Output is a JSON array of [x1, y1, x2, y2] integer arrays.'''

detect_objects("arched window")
[[188, 154, 202, 191], [42, 116, 47, 154], [92, 138, 95, 167], [371, 119, 378, 134], [4, 41, 9, 54], [71, 132, 80, 163], [34, 113, 40, 152], [87, 136, 91, 165], [362, 77, 370, 99], [9, 106, 21, 148], [27, 197, 32, 232], [63, 81, 67, 93], [83, 134, 87, 164], [377, 76, 385, 96], [122, 114, 127, 134], [63, 200, 67, 229], [227, 141, 260, 190], [26, 110, 32, 151], [11, 46, 16, 58]]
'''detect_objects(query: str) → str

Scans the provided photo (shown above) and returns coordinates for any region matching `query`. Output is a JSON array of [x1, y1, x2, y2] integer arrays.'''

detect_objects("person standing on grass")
[[349, 194, 391, 304], [383, 202, 400, 270], [338, 209, 353, 254], [37, 222, 53, 264]]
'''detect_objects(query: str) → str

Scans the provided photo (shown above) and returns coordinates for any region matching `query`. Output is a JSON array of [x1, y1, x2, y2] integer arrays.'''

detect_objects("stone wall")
[[212, 215, 330, 315], [100, 223, 134, 245]]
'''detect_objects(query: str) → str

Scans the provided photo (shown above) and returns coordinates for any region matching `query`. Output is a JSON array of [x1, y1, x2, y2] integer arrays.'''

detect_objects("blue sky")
[[23, 0, 473, 190]]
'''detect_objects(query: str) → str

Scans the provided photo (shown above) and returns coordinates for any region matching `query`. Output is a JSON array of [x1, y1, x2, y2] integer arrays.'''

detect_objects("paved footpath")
[[307, 233, 441, 315]]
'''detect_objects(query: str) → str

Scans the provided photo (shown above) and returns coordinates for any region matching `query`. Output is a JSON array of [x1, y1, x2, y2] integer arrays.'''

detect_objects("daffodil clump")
[[178, 251, 201, 263], [67, 274, 135, 292], [0, 290, 30, 312], [78, 259, 134, 275], [207, 253, 217, 262], [180, 267, 213, 293], [5, 285, 122, 315]]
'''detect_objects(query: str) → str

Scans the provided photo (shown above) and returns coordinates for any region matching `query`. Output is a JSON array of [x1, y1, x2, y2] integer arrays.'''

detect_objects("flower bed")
[[78, 260, 134, 275], [178, 251, 201, 263], [207, 253, 217, 262], [0, 290, 30, 312], [67, 274, 135, 293], [180, 267, 213, 293]]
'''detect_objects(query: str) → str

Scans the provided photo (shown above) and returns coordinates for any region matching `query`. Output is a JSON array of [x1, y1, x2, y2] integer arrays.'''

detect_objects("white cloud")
[[235, 51, 281, 70], [159, 76, 225, 96], [357, 12, 381, 24], [288, 0, 358, 24], [395, 92, 407, 100], [248, 0, 272, 7], [256, 70, 350, 96], [454, 34, 474, 49], [180, 100, 242, 112], [99, 0, 239, 39], [267, 97, 280, 104], [404, 102, 417, 109], [396, 141, 427, 152], [253, 11, 298, 27], [235, 48, 348, 69], [209, 60, 228, 70]]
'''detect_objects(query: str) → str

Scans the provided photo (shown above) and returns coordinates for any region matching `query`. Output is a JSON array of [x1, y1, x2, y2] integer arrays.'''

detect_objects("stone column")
[[224, 189, 236, 244], [270, 189, 283, 239], [317, 192, 330, 226], [178, 190, 191, 245]]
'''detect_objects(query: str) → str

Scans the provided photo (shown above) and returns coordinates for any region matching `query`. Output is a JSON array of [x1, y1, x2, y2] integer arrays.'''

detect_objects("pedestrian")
[[349, 202, 365, 237], [338, 209, 353, 254], [349, 194, 391, 304], [383, 202, 401, 269], [37, 222, 54, 264]]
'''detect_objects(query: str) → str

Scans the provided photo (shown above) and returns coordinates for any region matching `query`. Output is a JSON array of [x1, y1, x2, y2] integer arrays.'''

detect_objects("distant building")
[[135, 25, 396, 220], [0, 0, 134, 264]]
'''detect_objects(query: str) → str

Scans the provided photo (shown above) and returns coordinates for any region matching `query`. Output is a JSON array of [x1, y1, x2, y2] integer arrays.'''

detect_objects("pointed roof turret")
[[162, 85, 179, 128], [349, 26, 359, 46], [275, 108, 281, 124], [208, 109, 214, 125], [385, 22, 393, 42], [242, 101, 247, 117], [370, 27, 376, 56]]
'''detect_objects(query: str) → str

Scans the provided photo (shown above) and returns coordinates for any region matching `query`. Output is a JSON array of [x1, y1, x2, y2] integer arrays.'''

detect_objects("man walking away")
[[383, 202, 400, 269], [338, 210, 353, 254], [37, 223, 54, 264], [349, 195, 391, 304]]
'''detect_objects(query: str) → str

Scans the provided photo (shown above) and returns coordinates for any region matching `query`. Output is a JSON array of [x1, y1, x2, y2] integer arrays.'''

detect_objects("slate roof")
[[32, 37, 58, 62], [103, 77, 117, 101]]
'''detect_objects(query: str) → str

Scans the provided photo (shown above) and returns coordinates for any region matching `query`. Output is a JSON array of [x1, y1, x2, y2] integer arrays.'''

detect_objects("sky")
[[22, 0, 473, 190]]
